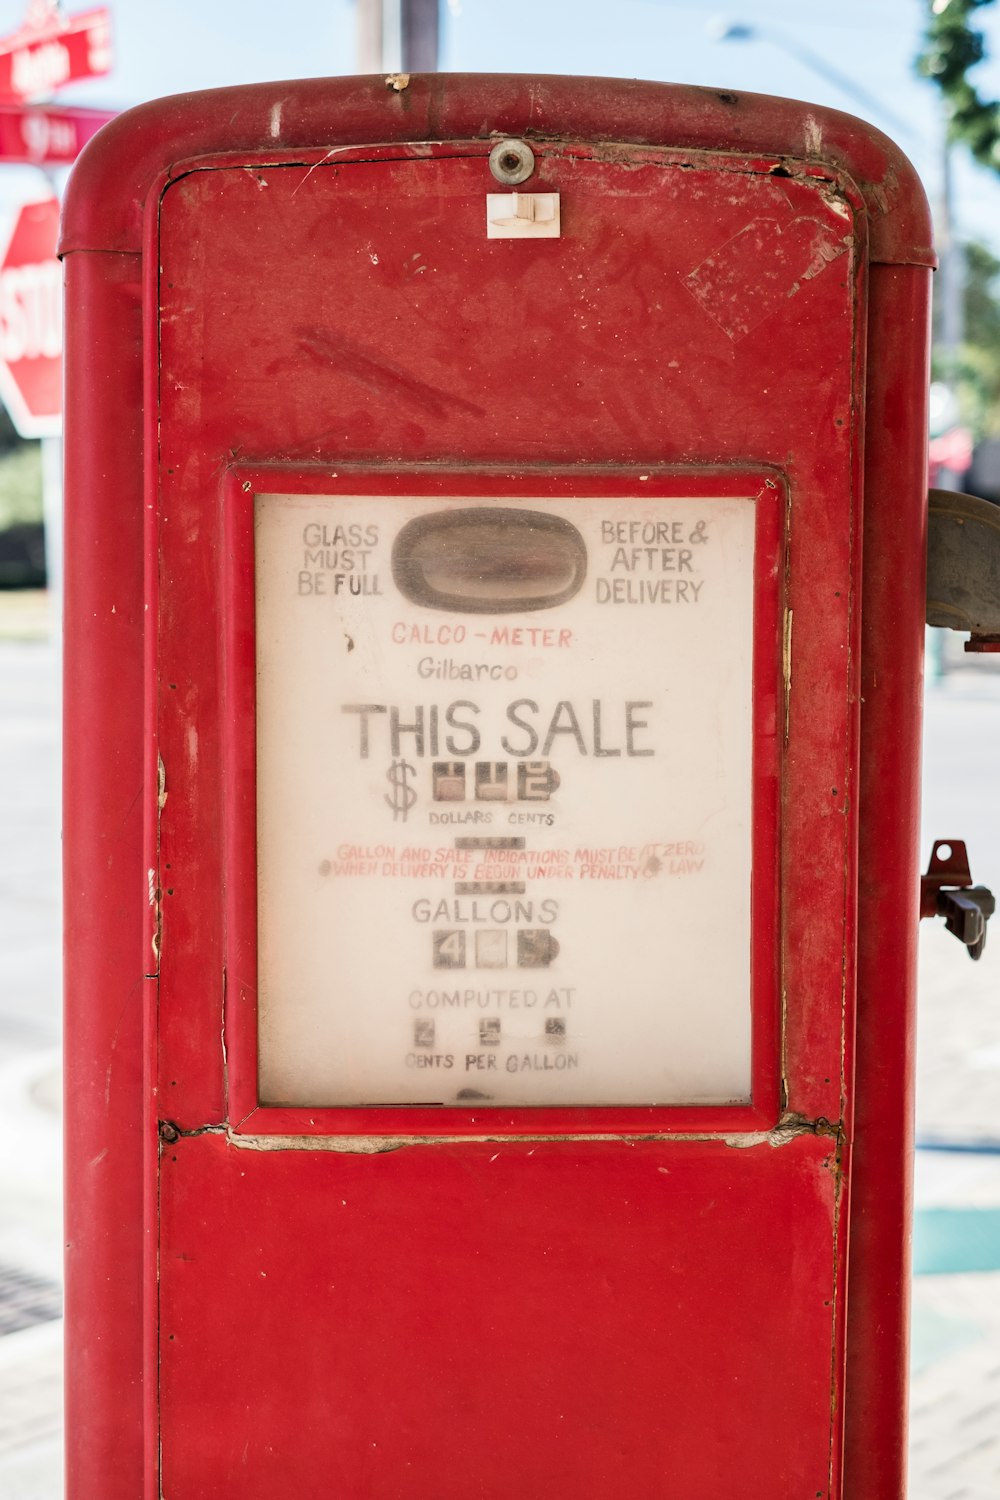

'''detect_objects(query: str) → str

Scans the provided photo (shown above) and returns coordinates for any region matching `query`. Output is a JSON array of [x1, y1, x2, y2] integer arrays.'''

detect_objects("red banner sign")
[[0, 101, 115, 163], [0, 4, 112, 101]]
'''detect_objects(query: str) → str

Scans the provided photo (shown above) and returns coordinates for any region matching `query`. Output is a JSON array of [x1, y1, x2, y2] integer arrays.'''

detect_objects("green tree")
[[918, 0, 1000, 167], [940, 239, 1000, 434], [918, 4, 1000, 435]]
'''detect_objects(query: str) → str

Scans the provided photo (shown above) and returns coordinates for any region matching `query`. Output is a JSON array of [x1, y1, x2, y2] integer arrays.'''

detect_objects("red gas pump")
[[61, 74, 978, 1498]]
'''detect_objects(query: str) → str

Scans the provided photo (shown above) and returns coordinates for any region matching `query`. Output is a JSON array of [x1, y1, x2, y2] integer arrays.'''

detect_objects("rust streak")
[[297, 327, 486, 420], [206, 1113, 843, 1155]]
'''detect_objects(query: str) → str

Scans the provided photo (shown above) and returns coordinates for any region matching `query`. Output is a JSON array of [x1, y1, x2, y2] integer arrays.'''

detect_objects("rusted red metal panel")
[[159, 1131, 839, 1500], [61, 75, 932, 1500], [59, 74, 933, 266], [152, 149, 859, 1137], [62, 247, 149, 1498]]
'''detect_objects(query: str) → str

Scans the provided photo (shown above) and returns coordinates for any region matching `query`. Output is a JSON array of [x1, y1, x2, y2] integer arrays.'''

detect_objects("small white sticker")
[[486, 192, 560, 239]]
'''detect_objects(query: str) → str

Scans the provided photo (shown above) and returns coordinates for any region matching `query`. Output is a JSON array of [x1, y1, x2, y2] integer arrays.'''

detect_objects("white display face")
[[255, 492, 756, 1108]]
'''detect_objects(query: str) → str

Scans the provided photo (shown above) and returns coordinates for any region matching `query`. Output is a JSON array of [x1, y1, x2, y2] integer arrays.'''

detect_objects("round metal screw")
[[489, 139, 535, 186]]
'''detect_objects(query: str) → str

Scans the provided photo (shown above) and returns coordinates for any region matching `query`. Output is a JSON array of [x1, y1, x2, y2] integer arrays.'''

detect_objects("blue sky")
[[3, 0, 1000, 253]]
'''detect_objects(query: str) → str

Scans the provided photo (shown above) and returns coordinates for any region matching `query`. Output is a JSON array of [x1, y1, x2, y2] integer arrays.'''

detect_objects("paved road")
[[0, 635, 60, 1068], [0, 611, 998, 1496], [0, 619, 62, 1498]]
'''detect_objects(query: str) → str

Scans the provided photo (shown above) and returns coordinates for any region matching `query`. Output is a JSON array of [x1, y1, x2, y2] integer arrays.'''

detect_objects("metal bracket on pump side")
[[920, 840, 996, 960], [927, 489, 1000, 650]]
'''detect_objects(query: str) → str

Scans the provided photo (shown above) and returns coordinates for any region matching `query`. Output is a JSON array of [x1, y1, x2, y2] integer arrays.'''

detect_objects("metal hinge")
[[920, 839, 996, 960]]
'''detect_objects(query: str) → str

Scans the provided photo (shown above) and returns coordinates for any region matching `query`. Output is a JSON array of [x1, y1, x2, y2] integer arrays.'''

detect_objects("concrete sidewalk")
[[909, 664, 1000, 1500], [0, 1044, 61, 1500], [0, 608, 999, 1496], [910, 930, 1000, 1500]]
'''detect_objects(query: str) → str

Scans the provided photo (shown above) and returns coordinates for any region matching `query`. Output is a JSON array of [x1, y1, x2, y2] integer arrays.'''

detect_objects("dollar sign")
[[385, 759, 417, 822]]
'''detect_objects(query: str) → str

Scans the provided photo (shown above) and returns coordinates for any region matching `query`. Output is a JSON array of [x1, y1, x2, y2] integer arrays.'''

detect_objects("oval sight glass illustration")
[[391, 507, 587, 613]]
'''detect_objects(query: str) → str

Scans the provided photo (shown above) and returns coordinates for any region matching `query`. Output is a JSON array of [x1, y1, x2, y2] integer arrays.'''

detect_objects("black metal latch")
[[920, 840, 996, 960]]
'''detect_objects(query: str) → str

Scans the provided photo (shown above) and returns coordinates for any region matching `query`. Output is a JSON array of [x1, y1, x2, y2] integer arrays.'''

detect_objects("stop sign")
[[0, 196, 61, 437]]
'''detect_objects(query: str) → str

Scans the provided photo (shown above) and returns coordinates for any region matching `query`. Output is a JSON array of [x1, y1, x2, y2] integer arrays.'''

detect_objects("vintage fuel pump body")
[[63, 76, 937, 1498]]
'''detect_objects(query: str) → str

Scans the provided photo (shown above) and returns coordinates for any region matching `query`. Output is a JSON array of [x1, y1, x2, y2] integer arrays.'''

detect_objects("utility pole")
[[357, 0, 439, 73], [937, 129, 965, 450]]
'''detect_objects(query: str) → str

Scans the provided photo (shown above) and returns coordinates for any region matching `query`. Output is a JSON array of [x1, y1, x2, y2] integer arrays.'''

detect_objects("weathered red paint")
[[62, 75, 932, 1499]]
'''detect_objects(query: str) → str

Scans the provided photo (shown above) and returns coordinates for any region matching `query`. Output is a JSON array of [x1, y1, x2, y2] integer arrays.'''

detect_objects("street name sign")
[[0, 2, 111, 101], [0, 101, 114, 163]]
